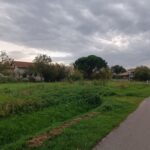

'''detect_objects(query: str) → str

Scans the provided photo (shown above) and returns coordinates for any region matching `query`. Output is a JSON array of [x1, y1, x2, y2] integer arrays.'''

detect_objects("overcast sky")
[[0, 0, 150, 68]]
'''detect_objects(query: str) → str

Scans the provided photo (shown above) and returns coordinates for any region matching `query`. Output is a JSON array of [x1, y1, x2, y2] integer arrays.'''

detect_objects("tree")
[[74, 55, 107, 79], [111, 65, 126, 74], [134, 66, 150, 81], [0, 51, 14, 75], [55, 64, 70, 81], [33, 54, 52, 66], [33, 54, 52, 82], [33, 54, 70, 82]]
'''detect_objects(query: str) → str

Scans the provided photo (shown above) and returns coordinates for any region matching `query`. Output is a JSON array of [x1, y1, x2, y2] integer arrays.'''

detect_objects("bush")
[[0, 100, 39, 117], [0, 98, 60, 118], [78, 90, 102, 108], [101, 103, 113, 112], [0, 75, 16, 83], [69, 70, 83, 81]]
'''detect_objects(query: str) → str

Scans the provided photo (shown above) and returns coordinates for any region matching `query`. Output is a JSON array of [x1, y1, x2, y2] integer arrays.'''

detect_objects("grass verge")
[[0, 81, 150, 150]]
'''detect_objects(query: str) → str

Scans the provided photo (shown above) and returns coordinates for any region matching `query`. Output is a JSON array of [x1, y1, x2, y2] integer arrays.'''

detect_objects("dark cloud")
[[0, 0, 150, 67]]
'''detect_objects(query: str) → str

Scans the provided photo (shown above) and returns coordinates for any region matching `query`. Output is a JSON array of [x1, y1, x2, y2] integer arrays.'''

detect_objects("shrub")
[[0, 98, 59, 118], [0, 76, 16, 83], [78, 90, 102, 108], [69, 70, 83, 81], [101, 103, 113, 112]]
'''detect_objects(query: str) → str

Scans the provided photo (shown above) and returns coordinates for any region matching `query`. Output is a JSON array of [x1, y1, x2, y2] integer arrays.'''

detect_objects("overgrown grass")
[[0, 83, 104, 117], [0, 81, 150, 150]]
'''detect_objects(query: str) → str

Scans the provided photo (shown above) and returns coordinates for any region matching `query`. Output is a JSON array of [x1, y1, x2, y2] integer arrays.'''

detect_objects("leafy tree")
[[134, 66, 150, 81], [33, 54, 52, 82], [33, 54, 70, 82], [0, 51, 14, 75], [74, 55, 107, 79], [111, 65, 126, 74], [34, 54, 52, 66]]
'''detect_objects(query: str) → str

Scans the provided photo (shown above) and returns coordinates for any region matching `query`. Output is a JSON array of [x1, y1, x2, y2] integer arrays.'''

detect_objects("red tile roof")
[[14, 61, 33, 68]]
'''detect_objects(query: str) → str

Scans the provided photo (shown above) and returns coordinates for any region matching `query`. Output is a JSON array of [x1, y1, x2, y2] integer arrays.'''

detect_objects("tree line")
[[0, 51, 150, 82]]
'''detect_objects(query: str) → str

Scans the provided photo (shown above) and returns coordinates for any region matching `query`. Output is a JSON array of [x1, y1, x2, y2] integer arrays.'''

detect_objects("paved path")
[[93, 98, 150, 150]]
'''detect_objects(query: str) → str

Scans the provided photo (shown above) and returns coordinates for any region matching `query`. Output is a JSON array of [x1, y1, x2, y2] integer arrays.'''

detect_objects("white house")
[[12, 61, 42, 81], [13, 61, 33, 78]]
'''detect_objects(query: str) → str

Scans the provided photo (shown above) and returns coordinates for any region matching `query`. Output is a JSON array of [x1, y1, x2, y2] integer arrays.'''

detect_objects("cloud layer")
[[0, 0, 150, 67]]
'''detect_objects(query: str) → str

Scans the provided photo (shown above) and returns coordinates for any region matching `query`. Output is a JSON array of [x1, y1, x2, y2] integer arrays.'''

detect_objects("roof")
[[118, 72, 129, 76], [14, 61, 33, 68]]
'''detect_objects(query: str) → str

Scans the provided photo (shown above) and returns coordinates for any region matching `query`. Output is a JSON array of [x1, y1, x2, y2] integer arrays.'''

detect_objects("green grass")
[[0, 81, 150, 150]]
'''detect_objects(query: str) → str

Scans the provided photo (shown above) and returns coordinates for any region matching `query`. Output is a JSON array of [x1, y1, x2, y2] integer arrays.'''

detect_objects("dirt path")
[[93, 98, 150, 150], [28, 111, 99, 148]]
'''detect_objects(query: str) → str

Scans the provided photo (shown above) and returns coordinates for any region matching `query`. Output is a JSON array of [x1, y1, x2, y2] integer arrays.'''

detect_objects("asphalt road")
[[93, 98, 150, 150]]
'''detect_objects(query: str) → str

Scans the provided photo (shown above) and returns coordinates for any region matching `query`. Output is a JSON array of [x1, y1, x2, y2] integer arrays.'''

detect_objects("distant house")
[[13, 61, 33, 78], [117, 69, 135, 80], [12, 61, 42, 81]]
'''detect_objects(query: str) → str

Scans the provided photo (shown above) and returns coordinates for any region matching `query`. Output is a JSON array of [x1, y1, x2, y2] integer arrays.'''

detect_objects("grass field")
[[0, 81, 150, 150]]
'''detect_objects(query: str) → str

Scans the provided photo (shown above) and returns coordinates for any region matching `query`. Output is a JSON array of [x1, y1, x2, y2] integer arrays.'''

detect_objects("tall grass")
[[0, 81, 150, 149]]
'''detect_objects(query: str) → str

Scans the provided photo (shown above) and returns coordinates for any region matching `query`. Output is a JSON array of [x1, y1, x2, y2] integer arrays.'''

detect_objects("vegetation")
[[69, 69, 83, 81], [33, 54, 52, 82], [33, 54, 70, 82], [74, 55, 107, 79], [1, 52, 150, 149], [1, 51, 150, 82], [0, 51, 14, 76], [111, 65, 126, 74], [134, 66, 150, 81], [92, 67, 112, 84], [0, 81, 149, 150]]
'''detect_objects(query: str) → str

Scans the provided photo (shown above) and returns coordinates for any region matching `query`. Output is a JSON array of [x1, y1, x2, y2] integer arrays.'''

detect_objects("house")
[[13, 61, 33, 78], [117, 69, 135, 80], [12, 61, 42, 81]]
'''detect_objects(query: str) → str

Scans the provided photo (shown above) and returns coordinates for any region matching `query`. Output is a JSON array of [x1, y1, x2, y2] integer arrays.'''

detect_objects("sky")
[[0, 0, 150, 68]]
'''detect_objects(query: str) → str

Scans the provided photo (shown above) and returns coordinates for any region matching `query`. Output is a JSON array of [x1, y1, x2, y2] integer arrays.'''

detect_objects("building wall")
[[14, 66, 27, 78], [13, 66, 43, 81]]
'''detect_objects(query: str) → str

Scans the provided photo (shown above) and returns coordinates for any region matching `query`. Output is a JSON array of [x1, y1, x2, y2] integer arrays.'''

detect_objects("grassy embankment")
[[0, 81, 150, 150]]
